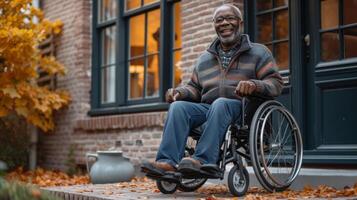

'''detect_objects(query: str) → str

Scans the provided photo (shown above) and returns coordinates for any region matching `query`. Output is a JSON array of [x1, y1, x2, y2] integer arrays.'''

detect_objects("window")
[[320, 0, 357, 61], [128, 9, 160, 99], [254, 0, 289, 71], [92, 0, 182, 114], [172, 2, 182, 88], [95, 0, 117, 104]]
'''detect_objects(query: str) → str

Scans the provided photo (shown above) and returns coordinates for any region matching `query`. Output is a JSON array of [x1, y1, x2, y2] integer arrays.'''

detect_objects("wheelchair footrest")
[[145, 171, 182, 183], [179, 164, 223, 179]]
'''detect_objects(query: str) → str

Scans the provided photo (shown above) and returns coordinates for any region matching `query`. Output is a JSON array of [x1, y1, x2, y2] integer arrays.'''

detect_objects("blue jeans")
[[156, 97, 242, 166]]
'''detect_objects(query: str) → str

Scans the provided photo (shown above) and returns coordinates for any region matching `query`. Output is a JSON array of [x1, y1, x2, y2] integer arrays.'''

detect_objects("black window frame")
[[245, 0, 291, 82], [90, 0, 181, 116], [318, 0, 357, 62]]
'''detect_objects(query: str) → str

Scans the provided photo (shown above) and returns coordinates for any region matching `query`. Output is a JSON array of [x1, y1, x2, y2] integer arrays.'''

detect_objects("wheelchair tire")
[[178, 178, 207, 192], [156, 180, 177, 194], [249, 100, 303, 192], [227, 165, 249, 197]]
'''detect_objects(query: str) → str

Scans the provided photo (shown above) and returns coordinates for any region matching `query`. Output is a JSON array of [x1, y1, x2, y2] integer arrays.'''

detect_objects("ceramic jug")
[[86, 151, 135, 184]]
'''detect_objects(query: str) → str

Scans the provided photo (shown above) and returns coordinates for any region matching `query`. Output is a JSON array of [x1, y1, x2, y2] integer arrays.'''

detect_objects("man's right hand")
[[165, 88, 181, 103]]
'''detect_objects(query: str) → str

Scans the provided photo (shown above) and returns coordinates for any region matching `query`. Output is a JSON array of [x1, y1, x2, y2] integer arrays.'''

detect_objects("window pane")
[[257, 14, 272, 43], [174, 2, 182, 49], [98, 0, 117, 22], [275, 42, 289, 70], [321, 0, 339, 29], [321, 31, 340, 61], [257, 0, 272, 11], [147, 9, 161, 54], [129, 58, 145, 99], [126, 0, 141, 11], [343, 0, 357, 25], [146, 54, 160, 97], [275, 10, 288, 40], [173, 50, 182, 87], [275, 0, 288, 7], [101, 66, 116, 103], [144, 0, 159, 5], [102, 26, 116, 65], [344, 27, 357, 59], [130, 14, 145, 58]]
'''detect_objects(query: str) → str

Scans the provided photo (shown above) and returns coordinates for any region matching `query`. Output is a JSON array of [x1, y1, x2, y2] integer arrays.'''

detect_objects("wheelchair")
[[143, 97, 303, 197]]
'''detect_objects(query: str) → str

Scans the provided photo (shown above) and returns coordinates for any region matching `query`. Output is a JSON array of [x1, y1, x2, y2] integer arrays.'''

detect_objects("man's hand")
[[165, 88, 181, 103], [235, 80, 256, 97]]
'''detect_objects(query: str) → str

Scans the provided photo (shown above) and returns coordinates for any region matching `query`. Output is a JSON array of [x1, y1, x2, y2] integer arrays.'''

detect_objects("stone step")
[[208, 166, 357, 190]]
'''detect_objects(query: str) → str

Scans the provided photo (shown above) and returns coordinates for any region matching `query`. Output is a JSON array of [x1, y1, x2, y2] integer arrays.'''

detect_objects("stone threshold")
[[213, 165, 357, 190]]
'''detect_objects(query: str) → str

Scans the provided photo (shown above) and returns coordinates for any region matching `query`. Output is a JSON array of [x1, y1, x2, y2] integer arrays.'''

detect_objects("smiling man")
[[145, 4, 283, 173]]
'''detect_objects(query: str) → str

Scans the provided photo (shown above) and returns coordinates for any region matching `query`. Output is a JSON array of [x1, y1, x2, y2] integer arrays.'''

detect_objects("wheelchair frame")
[[150, 97, 303, 196]]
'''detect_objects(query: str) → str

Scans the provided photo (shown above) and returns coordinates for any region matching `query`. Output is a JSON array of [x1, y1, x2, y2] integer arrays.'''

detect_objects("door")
[[304, 0, 357, 164]]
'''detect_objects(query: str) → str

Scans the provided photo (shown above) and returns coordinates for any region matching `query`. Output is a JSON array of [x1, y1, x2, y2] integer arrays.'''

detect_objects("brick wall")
[[38, 0, 243, 171], [38, 0, 92, 170]]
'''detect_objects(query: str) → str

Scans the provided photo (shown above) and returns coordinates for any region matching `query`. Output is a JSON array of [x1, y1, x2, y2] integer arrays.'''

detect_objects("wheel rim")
[[161, 181, 177, 191], [233, 170, 246, 193], [257, 106, 302, 187]]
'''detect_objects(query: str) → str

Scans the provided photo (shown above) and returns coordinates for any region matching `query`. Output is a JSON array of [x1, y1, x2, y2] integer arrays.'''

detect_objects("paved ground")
[[42, 166, 357, 200], [43, 180, 357, 200], [44, 182, 225, 200]]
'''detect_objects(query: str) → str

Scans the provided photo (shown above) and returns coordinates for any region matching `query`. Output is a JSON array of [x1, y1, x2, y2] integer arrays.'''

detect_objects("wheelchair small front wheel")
[[178, 178, 207, 192], [156, 180, 177, 194], [227, 166, 249, 197]]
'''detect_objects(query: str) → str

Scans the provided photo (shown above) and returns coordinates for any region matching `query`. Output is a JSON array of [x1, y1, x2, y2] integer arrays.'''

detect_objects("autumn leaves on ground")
[[4, 167, 357, 200]]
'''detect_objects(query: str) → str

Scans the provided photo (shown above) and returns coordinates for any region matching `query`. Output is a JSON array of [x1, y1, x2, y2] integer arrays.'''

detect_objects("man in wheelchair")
[[142, 4, 295, 195]]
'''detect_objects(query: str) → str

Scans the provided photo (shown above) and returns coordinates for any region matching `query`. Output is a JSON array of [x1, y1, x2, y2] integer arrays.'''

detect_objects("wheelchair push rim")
[[250, 100, 303, 191]]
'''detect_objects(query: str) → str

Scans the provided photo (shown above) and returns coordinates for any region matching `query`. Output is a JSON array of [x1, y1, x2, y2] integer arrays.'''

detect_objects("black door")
[[246, 0, 357, 164], [304, 0, 357, 164]]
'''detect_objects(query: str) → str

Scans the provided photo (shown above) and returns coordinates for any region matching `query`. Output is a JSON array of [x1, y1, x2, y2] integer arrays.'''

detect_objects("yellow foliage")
[[0, 0, 70, 132]]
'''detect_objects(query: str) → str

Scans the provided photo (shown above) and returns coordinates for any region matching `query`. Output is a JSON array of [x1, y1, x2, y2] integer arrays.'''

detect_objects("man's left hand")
[[235, 80, 256, 96]]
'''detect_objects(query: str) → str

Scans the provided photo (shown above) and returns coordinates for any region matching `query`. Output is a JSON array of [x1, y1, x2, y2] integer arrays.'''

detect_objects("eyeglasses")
[[213, 15, 240, 24]]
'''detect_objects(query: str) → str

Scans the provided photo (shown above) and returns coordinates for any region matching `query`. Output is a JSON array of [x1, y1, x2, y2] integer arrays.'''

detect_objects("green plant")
[[65, 144, 77, 176], [0, 179, 60, 200], [0, 116, 29, 171]]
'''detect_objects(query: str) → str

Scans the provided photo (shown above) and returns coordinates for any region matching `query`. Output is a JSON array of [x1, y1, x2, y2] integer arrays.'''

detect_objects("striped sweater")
[[176, 34, 283, 104]]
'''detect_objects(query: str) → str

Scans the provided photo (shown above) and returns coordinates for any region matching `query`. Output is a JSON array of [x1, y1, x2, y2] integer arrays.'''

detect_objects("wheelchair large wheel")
[[178, 178, 206, 192], [227, 166, 249, 197], [249, 100, 303, 192], [156, 180, 177, 194]]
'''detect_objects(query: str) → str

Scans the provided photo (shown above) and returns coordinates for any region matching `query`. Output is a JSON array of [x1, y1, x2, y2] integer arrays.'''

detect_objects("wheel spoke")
[[267, 148, 281, 167], [280, 117, 289, 145]]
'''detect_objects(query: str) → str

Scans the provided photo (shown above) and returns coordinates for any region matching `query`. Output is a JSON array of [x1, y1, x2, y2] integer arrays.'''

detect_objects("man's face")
[[213, 6, 242, 46]]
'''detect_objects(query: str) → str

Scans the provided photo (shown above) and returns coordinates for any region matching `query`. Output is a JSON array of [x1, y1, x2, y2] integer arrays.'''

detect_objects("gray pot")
[[86, 151, 135, 184]]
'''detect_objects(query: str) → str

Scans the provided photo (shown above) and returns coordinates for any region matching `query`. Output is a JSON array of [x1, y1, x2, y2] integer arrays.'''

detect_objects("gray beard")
[[219, 31, 240, 46]]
